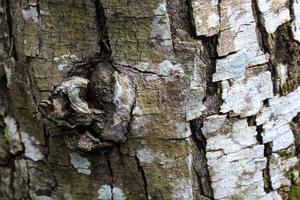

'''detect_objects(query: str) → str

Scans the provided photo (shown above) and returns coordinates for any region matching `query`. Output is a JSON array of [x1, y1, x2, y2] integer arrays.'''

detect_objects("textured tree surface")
[[0, 0, 300, 199]]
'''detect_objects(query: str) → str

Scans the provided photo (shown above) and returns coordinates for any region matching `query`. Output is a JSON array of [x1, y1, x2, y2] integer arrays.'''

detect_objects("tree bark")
[[0, 0, 300, 199]]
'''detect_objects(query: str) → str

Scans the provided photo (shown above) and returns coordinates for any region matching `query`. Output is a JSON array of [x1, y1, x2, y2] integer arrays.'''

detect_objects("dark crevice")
[[192, 164, 214, 200], [201, 36, 222, 116], [26, 160, 31, 199], [263, 142, 274, 193], [134, 152, 149, 200], [251, 0, 282, 96], [255, 118, 273, 193], [166, 0, 194, 39], [157, 136, 190, 141], [247, 115, 257, 127], [290, 113, 300, 156], [251, 0, 270, 54], [190, 119, 214, 199], [94, 0, 112, 60], [24, 58, 40, 107], [0, 148, 24, 167], [125, 89, 136, 139], [256, 124, 264, 145], [289, 0, 296, 22], [114, 62, 168, 78], [5, 0, 17, 60], [289, 0, 300, 45], [251, 0, 281, 95], [35, 0, 43, 55], [9, 158, 16, 199]]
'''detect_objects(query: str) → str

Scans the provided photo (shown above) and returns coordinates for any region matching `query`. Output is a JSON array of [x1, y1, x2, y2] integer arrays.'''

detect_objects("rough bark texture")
[[0, 0, 300, 200]]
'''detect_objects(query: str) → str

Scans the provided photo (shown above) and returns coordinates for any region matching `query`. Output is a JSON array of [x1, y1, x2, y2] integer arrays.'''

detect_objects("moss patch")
[[2, 128, 10, 141]]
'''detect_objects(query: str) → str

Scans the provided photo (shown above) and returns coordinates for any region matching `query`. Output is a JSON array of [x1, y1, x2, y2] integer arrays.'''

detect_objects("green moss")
[[3, 128, 10, 141], [277, 150, 293, 160], [289, 180, 300, 199], [281, 81, 291, 94]]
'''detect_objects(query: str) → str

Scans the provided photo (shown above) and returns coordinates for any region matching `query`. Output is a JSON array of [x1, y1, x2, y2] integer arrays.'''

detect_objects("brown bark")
[[0, 0, 300, 200]]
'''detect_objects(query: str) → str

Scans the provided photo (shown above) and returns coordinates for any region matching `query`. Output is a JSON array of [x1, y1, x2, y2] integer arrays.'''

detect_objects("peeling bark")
[[0, 0, 300, 200]]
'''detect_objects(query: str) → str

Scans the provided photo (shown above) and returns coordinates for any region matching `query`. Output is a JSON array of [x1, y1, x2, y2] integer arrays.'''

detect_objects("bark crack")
[[256, 120, 274, 193], [190, 119, 214, 199], [134, 152, 149, 200], [114, 62, 169, 78]]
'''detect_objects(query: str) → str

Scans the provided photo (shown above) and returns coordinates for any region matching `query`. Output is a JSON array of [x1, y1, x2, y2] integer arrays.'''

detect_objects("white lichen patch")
[[21, 6, 39, 25], [190, 0, 220, 36], [20, 132, 44, 161], [53, 52, 79, 71], [213, 0, 268, 82], [97, 185, 126, 200], [292, 0, 300, 42], [133, 60, 184, 77], [98, 185, 112, 200], [4, 116, 24, 155], [135, 62, 150, 71], [54, 77, 91, 113], [256, 87, 300, 151], [276, 63, 288, 89], [70, 152, 91, 175], [201, 116, 283, 199], [220, 71, 273, 117], [112, 187, 126, 200], [136, 148, 155, 164], [257, 0, 290, 34], [171, 178, 193, 200], [4, 116, 19, 141], [3, 63, 11, 87], [157, 60, 184, 77]]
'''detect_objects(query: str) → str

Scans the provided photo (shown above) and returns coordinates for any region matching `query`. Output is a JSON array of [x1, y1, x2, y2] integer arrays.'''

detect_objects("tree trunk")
[[0, 0, 300, 199]]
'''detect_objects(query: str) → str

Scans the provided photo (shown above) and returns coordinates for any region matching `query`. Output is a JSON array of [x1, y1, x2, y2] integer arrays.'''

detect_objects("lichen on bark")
[[0, 0, 300, 199]]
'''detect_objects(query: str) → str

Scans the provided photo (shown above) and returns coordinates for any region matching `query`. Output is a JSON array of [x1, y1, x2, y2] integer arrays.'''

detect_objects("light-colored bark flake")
[[275, 63, 288, 89], [257, 0, 290, 34], [70, 152, 91, 175], [213, 0, 268, 82], [136, 148, 155, 164], [20, 132, 44, 161], [190, 0, 220, 36], [54, 77, 91, 114], [256, 87, 300, 151], [97, 185, 126, 200], [202, 116, 282, 199], [53, 52, 79, 71], [220, 71, 273, 117], [4, 116, 23, 154], [21, 6, 39, 25]]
